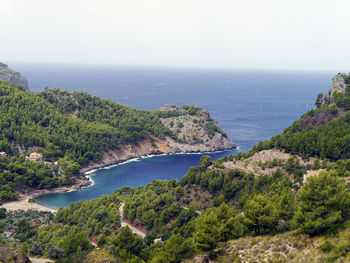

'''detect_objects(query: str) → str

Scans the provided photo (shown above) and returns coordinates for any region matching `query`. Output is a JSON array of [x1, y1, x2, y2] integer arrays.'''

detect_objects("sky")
[[0, 0, 350, 71]]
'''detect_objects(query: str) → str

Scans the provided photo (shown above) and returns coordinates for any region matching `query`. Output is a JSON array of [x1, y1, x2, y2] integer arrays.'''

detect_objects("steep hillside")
[[194, 228, 350, 263], [0, 63, 28, 90], [0, 80, 234, 202], [241, 72, 350, 161], [0, 73, 349, 263]]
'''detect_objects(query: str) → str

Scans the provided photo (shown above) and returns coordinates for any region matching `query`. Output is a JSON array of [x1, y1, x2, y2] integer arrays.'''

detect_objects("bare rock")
[[332, 73, 347, 95], [27, 152, 43, 162], [160, 105, 235, 152], [82, 105, 235, 172], [189, 255, 210, 263], [0, 62, 29, 90]]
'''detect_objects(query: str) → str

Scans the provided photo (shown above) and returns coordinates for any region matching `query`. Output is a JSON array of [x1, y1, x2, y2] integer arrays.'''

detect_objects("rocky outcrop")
[[319, 72, 349, 106], [160, 105, 235, 151], [26, 152, 43, 162], [0, 62, 29, 90], [300, 108, 344, 129], [82, 105, 236, 173], [331, 73, 347, 95], [188, 255, 211, 263]]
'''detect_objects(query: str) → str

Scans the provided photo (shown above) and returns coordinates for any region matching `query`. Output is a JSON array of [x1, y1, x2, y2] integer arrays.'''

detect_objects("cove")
[[35, 150, 236, 209]]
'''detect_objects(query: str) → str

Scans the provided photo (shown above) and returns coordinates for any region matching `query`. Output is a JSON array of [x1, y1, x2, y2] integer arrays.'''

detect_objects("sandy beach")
[[0, 173, 94, 213], [1, 197, 57, 213]]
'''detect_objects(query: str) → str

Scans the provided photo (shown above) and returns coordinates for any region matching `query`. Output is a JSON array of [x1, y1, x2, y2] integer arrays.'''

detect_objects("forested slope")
[[1, 74, 350, 262], [0, 81, 232, 203]]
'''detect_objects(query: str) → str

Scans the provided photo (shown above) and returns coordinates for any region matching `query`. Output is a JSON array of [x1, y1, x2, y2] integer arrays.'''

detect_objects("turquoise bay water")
[[35, 152, 232, 209], [13, 64, 335, 209]]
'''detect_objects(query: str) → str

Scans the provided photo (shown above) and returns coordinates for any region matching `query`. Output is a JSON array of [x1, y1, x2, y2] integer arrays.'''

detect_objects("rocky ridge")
[[82, 105, 235, 173], [302, 73, 349, 129], [0, 62, 29, 90], [318, 72, 349, 106]]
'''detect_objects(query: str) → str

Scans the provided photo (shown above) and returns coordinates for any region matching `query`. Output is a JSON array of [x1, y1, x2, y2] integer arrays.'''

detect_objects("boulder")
[[27, 152, 43, 162]]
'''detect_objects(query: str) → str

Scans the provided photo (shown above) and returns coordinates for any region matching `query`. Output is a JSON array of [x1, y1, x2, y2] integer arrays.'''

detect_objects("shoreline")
[[1, 197, 57, 213], [1, 148, 236, 212], [81, 147, 236, 175], [81, 148, 235, 190]]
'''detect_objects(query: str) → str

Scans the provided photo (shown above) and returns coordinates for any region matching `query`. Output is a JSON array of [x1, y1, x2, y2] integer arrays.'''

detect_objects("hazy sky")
[[1, 0, 350, 70]]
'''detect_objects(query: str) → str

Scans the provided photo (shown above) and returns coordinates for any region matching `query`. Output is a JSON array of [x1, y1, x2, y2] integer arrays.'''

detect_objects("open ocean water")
[[12, 63, 334, 209]]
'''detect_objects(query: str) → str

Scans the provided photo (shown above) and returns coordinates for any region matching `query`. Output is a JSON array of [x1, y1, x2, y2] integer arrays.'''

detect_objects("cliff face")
[[319, 72, 349, 106], [0, 62, 29, 90], [82, 105, 236, 172], [305, 73, 349, 128], [160, 105, 235, 152], [331, 73, 348, 95]]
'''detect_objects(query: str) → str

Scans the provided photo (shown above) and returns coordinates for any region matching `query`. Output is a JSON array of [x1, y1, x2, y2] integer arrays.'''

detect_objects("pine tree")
[[295, 172, 350, 235]]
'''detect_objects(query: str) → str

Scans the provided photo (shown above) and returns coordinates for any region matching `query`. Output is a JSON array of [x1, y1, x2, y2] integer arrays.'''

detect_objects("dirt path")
[[181, 205, 202, 215], [119, 202, 147, 238]]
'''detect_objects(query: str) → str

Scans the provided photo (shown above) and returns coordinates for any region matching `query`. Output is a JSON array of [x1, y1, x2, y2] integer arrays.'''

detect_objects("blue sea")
[[12, 63, 334, 209]]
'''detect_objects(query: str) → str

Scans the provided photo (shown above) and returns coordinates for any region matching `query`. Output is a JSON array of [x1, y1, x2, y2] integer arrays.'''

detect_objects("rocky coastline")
[[0, 99, 235, 209], [0, 62, 29, 90]]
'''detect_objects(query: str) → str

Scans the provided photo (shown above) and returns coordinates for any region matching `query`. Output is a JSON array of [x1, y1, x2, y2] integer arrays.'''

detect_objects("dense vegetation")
[[1, 76, 350, 262], [10, 154, 347, 262], [242, 73, 350, 161], [0, 154, 61, 203], [0, 81, 174, 165], [0, 81, 226, 202], [0, 209, 53, 262]]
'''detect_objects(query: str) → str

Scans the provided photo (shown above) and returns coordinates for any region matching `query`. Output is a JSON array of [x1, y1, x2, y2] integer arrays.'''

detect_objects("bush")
[[295, 172, 350, 235], [177, 122, 184, 128], [318, 240, 334, 253], [48, 246, 64, 259]]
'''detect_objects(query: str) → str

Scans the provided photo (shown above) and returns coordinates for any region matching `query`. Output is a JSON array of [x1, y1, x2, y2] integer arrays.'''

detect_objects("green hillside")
[[0, 81, 228, 203], [0, 75, 349, 262]]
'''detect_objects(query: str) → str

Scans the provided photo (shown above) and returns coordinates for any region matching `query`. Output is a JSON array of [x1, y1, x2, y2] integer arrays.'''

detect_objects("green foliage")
[[243, 194, 279, 235], [15, 218, 35, 242], [199, 155, 212, 171], [315, 93, 324, 108], [54, 194, 121, 237], [295, 172, 350, 235], [123, 180, 194, 235], [150, 234, 194, 263], [334, 91, 345, 107], [0, 81, 185, 199], [345, 73, 350, 84], [61, 231, 92, 256], [319, 240, 334, 253], [254, 111, 350, 160], [0, 208, 6, 219], [112, 226, 144, 259], [0, 155, 59, 202], [19, 242, 30, 256], [8, 78, 350, 262], [187, 105, 200, 115], [194, 203, 244, 254], [0, 82, 173, 166]]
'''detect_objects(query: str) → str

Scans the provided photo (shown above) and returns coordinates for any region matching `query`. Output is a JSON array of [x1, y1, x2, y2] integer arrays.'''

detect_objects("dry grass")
[[180, 185, 214, 211], [222, 149, 319, 179], [212, 228, 350, 263]]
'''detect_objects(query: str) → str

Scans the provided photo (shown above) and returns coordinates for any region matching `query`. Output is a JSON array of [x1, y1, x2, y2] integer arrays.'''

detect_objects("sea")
[[12, 63, 335, 209]]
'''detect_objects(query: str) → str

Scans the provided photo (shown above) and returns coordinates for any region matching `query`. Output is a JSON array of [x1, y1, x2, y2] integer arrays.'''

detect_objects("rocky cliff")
[[82, 105, 236, 172], [0, 62, 28, 90], [159, 105, 235, 152], [332, 72, 348, 95], [318, 72, 349, 106]]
